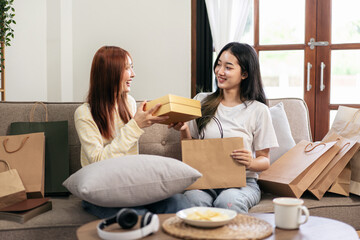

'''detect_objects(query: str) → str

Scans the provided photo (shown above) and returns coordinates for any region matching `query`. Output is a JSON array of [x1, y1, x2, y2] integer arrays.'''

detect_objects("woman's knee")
[[214, 188, 260, 213], [184, 190, 213, 207], [146, 193, 191, 213], [169, 193, 193, 209]]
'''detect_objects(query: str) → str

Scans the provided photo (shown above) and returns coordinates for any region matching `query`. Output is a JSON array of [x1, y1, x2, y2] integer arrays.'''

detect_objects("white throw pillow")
[[63, 154, 201, 207], [269, 102, 296, 164]]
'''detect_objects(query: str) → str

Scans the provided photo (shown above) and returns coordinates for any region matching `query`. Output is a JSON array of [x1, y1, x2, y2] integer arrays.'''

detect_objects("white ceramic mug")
[[273, 197, 310, 229]]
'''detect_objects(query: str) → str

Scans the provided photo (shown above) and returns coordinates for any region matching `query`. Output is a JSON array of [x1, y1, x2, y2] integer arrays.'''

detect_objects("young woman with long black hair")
[[170, 42, 278, 213]]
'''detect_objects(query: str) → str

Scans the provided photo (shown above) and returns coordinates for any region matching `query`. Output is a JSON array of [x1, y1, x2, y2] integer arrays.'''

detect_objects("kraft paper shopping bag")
[[328, 162, 352, 196], [9, 102, 69, 196], [258, 140, 340, 198], [308, 133, 360, 199], [0, 160, 27, 209], [323, 106, 360, 195], [0, 132, 45, 198], [181, 137, 245, 190]]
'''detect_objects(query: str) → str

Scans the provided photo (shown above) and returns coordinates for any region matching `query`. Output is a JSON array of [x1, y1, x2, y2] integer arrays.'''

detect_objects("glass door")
[[255, 0, 314, 136], [255, 0, 360, 140], [315, 0, 360, 139]]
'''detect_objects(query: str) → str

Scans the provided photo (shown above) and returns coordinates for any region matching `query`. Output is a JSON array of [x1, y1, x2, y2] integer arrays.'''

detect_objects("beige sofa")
[[0, 98, 359, 240]]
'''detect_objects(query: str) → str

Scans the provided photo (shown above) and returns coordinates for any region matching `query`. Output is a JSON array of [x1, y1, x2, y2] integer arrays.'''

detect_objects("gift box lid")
[[146, 94, 200, 109], [145, 94, 201, 124]]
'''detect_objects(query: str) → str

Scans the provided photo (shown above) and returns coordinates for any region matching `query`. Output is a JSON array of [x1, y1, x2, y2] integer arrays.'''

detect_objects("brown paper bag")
[[308, 133, 360, 199], [0, 133, 45, 198], [328, 162, 351, 196], [323, 106, 360, 195], [258, 140, 340, 198], [0, 160, 27, 209], [324, 106, 360, 140], [349, 151, 360, 195], [181, 137, 246, 190]]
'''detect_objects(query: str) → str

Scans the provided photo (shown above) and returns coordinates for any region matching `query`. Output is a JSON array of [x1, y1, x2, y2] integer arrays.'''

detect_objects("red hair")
[[87, 46, 132, 139]]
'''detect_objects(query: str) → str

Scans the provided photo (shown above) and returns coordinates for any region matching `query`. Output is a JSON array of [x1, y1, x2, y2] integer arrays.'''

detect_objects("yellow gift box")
[[145, 94, 202, 125]]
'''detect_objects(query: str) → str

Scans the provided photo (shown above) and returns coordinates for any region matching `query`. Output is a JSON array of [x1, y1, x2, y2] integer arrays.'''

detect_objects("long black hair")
[[196, 42, 267, 134]]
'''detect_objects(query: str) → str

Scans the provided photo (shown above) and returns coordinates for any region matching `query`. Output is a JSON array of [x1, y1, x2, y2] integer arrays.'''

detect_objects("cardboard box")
[[145, 94, 201, 125]]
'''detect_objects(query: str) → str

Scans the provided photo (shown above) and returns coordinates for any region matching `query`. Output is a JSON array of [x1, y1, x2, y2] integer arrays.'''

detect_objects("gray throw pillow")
[[63, 154, 201, 207]]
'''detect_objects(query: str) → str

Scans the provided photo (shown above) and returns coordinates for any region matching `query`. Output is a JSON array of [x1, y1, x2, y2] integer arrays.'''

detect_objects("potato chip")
[[186, 209, 229, 221]]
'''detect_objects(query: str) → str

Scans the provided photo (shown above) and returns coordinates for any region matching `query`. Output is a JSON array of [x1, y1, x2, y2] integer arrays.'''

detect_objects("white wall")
[[5, 0, 191, 102], [6, 0, 47, 101]]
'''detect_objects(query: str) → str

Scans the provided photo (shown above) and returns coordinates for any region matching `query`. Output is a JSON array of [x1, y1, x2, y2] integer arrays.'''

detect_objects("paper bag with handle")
[[307, 133, 360, 199], [0, 160, 27, 209], [0, 132, 45, 198], [258, 140, 340, 198], [181, 137, 246, 190], [323, 106, 360, 195], [9, 102, 69, 196]]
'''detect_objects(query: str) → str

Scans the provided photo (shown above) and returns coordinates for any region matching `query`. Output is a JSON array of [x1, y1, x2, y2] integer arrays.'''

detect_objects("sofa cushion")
[[63, 154, 202, 207], [268, 98, 312, 143], [269, 102, 296, 164]]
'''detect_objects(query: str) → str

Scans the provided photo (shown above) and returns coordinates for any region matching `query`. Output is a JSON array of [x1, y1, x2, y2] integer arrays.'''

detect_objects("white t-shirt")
[[188, 92, 279, 178]]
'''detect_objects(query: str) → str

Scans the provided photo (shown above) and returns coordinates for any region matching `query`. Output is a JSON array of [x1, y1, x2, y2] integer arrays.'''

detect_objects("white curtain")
[[205, 0, 251, 54]]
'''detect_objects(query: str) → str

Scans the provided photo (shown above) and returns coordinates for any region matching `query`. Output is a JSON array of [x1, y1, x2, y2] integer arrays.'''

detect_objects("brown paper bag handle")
[[200, 116, 224, 139], [304, 142, 326, 153], [337, 142, 350, 155], [29, 102, 48, 122], [0, 159, 11, 170], [2, 137, 30, 153]]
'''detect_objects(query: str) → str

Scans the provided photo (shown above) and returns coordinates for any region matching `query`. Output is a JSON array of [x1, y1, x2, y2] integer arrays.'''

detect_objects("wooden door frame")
[[314, 0, 331, 140], [304, 0, 317, 140]]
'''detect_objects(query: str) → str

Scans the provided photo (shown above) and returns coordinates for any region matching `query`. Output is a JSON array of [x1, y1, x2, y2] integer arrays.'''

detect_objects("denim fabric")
[[82, 193, 192, 219], [184, 178, 261, 213]]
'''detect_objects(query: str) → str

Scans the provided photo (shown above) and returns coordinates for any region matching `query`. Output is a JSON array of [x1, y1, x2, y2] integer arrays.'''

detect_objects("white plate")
[[176, 207, 237, 228]]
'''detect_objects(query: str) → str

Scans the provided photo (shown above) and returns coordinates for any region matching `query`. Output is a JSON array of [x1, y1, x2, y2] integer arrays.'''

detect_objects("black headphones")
[[97, 208, 159, 240]]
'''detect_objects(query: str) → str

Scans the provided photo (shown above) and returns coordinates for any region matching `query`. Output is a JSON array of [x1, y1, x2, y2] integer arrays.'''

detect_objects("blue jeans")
[[184, 178, 261, 213], [82, 193, 192, 219]]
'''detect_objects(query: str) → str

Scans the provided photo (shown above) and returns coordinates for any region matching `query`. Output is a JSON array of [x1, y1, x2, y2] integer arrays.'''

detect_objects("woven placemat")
[[162, 214, 273, 240]]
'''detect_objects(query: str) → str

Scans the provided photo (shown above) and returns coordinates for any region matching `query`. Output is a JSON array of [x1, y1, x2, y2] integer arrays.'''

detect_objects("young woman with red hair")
[[74, 46, 190, 218]]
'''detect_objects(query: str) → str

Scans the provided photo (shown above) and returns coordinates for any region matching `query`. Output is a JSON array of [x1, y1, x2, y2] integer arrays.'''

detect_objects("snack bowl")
[[176, 207, 237, 228]]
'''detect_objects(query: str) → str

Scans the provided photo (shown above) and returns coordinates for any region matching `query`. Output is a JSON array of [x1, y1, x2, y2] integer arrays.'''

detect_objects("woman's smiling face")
[[214, 50, 247, 91], [122, 55, 135, 93]]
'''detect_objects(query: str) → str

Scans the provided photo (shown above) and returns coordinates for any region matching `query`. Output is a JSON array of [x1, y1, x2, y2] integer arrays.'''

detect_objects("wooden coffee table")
[[77, 213, 358, 240]]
